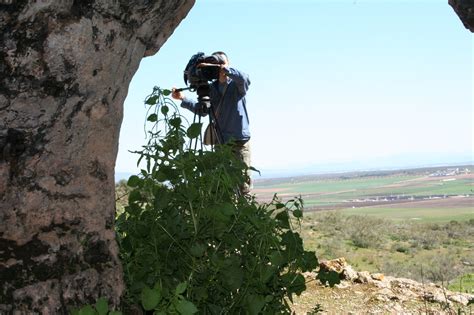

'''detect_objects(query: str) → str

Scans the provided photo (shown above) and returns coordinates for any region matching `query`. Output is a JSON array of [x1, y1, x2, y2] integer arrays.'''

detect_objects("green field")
[[254, 166, 473, 223], [342, 206, 474, 222]]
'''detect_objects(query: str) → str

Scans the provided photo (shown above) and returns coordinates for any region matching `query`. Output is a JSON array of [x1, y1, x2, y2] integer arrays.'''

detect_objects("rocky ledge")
[[294, 257, 473, 314]]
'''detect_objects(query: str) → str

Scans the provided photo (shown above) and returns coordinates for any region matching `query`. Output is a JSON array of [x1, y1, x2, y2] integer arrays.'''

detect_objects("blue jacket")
[[181, 67, 251, 143]]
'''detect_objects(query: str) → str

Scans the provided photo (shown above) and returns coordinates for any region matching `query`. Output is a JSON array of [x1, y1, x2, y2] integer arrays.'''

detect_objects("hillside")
[[253, 165, 474, 313], [292, 258, 473, 314]]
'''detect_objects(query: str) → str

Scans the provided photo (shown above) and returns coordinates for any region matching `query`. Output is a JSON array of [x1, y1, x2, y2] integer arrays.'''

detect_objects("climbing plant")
[[115, 87, 318, 314]]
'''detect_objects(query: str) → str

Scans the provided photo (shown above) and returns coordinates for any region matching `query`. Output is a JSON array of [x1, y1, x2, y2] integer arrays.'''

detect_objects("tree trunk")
[[0, 0, 194, 312]]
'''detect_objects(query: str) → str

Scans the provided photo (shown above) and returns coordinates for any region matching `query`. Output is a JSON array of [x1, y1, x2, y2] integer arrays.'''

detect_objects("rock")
[[319, 257, 348, 274], [448, 293, 472, 306], [0, 0, 195, 312], [424, 291, 451, 305], [371, 273, 384, 281], [310, 257, 474, 312], [342, 265, 359, 282], [356, 271, 372, 284], [335, 281, 351, 289], [375, 288, 398, 301]]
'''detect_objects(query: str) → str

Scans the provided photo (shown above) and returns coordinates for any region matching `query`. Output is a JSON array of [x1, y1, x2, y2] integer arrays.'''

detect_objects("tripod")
[[176, 85, 226, 152], [189, 99, 224, 151]]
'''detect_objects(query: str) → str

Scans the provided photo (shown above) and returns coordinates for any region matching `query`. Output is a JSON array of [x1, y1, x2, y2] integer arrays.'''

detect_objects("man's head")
[[212, 51, 229, 83], [212, 51, 229, 67]]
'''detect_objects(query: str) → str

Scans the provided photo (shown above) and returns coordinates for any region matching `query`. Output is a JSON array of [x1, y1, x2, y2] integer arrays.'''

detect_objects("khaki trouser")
[[232, 140, 252, 195]]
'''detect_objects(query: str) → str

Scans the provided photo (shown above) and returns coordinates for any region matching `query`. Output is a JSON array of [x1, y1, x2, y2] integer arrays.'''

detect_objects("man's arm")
[[222, 67, 251, 96], [181, 97, 207, 116], [172, 88, 207, 116]]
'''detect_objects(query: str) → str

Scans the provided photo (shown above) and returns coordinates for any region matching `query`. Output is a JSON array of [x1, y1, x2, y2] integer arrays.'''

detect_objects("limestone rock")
[[319, 257, 347, 274], [0, 0, 194, 312], [371, 273, 384, 281], [448, 293, 471, 306], [312, 257, 474, 312], [355, 271, 372, 284], [342, 265, 359, 282]]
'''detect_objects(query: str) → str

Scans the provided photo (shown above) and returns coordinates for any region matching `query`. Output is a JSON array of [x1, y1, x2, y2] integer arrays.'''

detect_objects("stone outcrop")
[[315, 258, 474, 307], [449, 0, 474, 32], [0, 0, 194, 312]]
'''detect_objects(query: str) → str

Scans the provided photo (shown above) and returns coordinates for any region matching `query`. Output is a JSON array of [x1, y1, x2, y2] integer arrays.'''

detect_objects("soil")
[[292, 279, 473, 315]]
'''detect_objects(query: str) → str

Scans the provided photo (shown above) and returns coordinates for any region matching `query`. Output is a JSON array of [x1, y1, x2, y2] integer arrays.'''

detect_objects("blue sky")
[[116, 0, 473, 177]]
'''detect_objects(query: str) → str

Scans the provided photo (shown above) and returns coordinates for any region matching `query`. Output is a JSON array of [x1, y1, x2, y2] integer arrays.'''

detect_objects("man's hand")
[[172, 87, 184, 101], [197, 63, 222, 68]]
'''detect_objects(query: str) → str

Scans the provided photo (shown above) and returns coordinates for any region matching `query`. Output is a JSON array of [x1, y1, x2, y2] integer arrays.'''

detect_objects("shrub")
[[347, 215, 385, 249], [115, 88, 318, 314]]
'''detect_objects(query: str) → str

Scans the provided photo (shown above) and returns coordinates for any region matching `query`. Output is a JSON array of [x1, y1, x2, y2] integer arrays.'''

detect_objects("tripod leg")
[[189, 110, 198, 150], [194, 114, 201, 151], [208, 114, 215, 152], [208, 105, 224, 146]]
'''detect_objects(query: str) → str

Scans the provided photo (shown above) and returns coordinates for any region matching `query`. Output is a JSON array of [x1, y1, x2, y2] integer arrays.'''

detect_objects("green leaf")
[[175, 282, 187, 295], [282, 273, 306, 296], [176, 300, 198, 315], [301, 251, 318, 271], [246, 294, 265, 315], [189, 243, 206, 257], [147, 113, 158, 122], [128, 190, 142, 204], [127, 175, 141, 188], [293, 209, 303, 218], [141, 286, 162, 311], [153, 188, 170, 210], [317, 269, 341, 288], [193, 286, 208, 301], [146, 95, 158, 105], [78, 305, 96, 315], [281, 231, 304, 260], [170, 117, 182, 128], [95, 297, 108, 315], [269, 251, 286, 267], [260, 265, 277, 283], [161, 105, 169, 115], [154, 170, 168, 182], [186, 123, 202, 139], [162, 89, 171, 96], [108, 312, 123, 315], [275, 211, 290, 229], [275, 202, 285, 209], [223, 266, 243, 290]]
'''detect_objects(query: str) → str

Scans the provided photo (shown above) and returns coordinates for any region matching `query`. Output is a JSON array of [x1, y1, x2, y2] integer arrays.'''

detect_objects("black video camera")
[[183, 52, 223, 109]]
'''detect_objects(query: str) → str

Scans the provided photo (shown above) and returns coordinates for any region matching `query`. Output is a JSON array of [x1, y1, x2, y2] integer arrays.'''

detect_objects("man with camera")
[[172, 51, 252, 194]]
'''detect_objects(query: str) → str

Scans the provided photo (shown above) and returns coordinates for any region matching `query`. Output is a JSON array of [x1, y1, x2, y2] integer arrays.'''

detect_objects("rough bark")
[[0, 0, 194, 312], [449, 0, 474, 32]]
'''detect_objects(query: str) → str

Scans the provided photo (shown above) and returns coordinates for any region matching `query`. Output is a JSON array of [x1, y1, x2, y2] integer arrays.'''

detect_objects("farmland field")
[[253, 165, 473, 222]]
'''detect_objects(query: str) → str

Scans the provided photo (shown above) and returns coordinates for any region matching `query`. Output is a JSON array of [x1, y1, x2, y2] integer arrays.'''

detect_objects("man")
[[172, 51, 252, 194]]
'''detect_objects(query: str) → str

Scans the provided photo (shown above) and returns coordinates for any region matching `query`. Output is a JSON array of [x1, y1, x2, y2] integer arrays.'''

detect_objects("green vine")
[[116, 87, 319, 314]]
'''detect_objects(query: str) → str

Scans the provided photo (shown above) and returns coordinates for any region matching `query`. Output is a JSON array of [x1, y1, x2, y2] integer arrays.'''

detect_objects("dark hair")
[[212, 51, 228, 64]]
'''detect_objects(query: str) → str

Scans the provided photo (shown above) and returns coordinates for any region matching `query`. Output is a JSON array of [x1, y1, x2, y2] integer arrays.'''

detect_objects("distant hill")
[[254, 164, 473, 185]]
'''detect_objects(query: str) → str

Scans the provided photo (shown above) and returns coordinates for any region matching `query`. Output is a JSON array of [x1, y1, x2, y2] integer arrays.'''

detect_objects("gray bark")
[[0, 0, 194, 312]]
